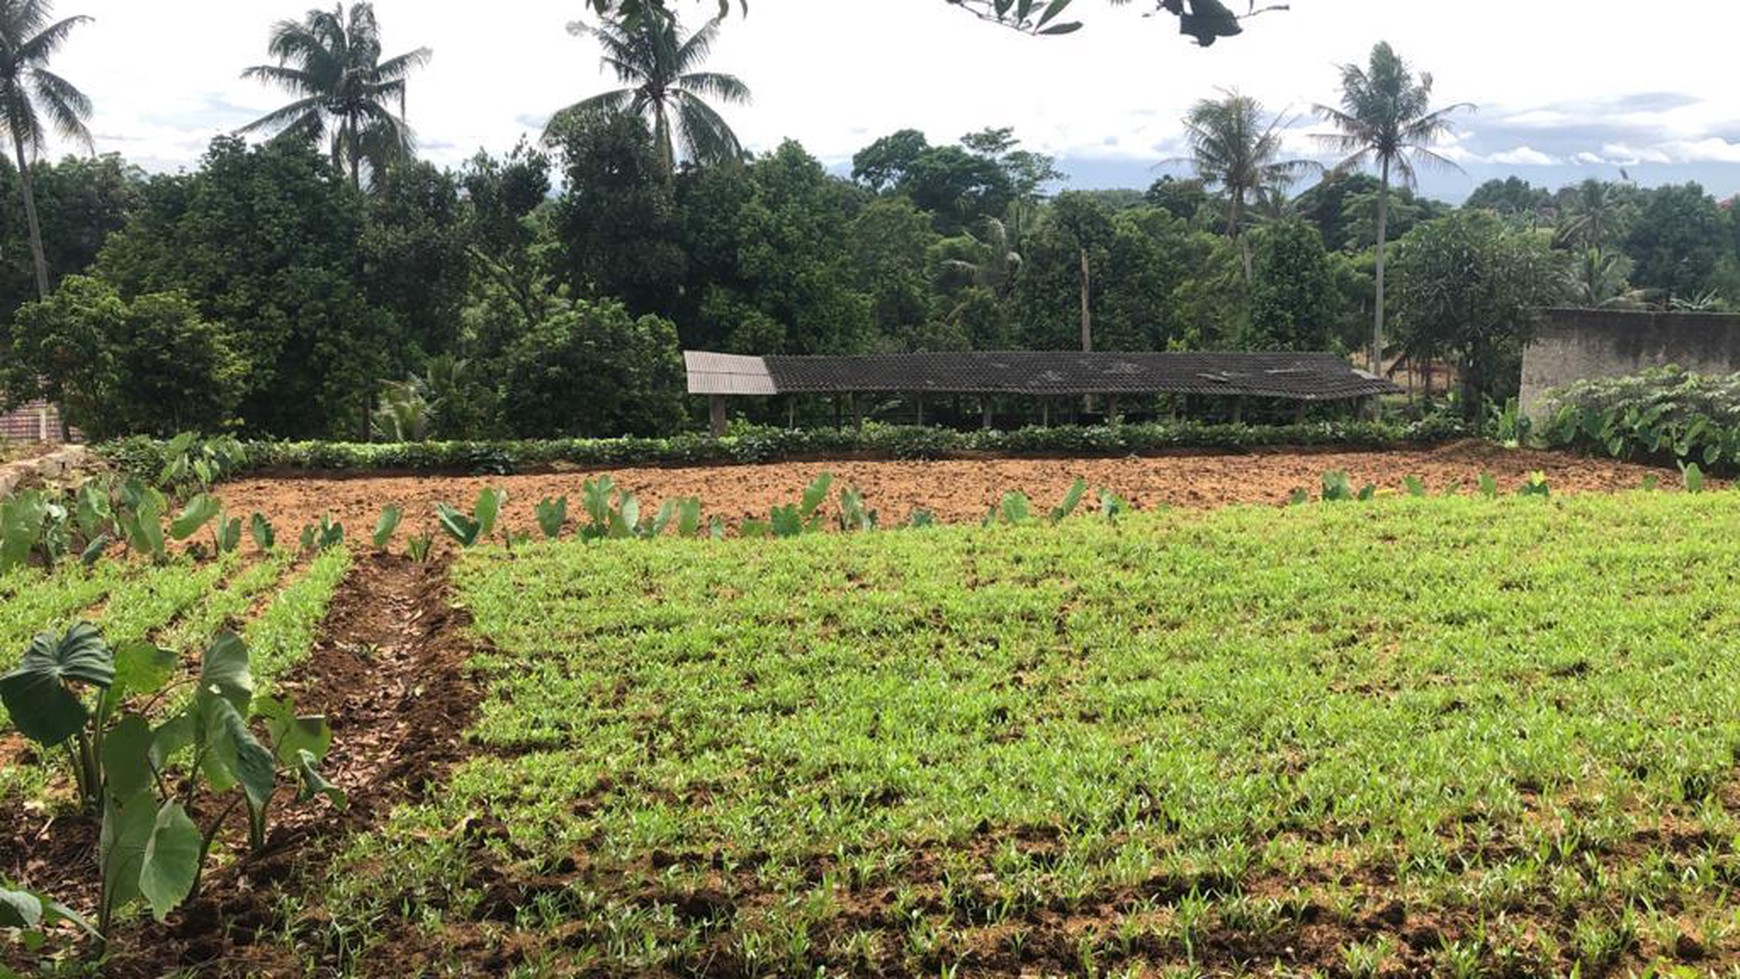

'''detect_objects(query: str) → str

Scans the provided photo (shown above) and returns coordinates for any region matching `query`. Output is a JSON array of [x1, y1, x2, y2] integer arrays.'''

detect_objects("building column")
[[709, 395, 728, 437]]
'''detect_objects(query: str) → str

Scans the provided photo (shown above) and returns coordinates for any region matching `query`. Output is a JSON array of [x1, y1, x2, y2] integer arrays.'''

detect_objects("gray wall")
[[1521, 308, 1740, 418]]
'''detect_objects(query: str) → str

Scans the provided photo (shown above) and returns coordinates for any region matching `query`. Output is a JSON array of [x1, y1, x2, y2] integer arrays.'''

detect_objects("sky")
[[44, 0, 1740, 204]]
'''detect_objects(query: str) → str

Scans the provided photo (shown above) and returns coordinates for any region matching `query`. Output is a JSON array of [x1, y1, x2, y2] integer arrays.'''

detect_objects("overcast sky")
[[45, 0, 1740, 202]]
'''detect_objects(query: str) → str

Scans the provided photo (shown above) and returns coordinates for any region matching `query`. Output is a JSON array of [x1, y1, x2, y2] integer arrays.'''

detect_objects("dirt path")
[[216, 441, 1691, 535], [28, 554, 484, 978]]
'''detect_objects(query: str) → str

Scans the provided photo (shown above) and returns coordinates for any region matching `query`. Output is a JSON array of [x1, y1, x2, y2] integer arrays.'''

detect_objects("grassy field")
[[309, 492, 1740, 977]]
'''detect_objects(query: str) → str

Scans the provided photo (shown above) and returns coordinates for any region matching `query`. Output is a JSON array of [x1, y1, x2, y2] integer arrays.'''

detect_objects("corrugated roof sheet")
[[686, 351, 778, 396], [686, 351, 1397, 402]]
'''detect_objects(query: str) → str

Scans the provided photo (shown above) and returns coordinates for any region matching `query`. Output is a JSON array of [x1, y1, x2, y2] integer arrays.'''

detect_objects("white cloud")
[[1488, 146, 1558, 166]]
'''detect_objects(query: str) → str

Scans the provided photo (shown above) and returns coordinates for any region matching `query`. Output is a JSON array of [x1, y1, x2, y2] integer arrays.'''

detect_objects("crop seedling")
[[1478, 472, 1500, 499], [1404, 475, 1427, 498], [1098, 490, 1129, 518], [837, 487, 876, 532], [212, 511, 243, 555], [0, 625, 342, 938], [1320, 471, 1354, 502], [535, 496, 569, 540], [316, 514, 344, 549], [1049, 479, 1088, 524], [435, 503, 481, 547], [373, 505, 403, 550], [249, 512, 275, 552], [117, 482, 167, 562], [1287, 487, 1309, 506], [1518, 472, 1551, 498], [1680, 461, 1705, 493], [168, 493, 221, 542], [155, 433, 247, 497], [406, 531, 434, 564]]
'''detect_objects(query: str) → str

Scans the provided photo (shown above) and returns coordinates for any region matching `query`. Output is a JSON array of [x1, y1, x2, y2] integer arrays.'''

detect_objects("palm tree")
[[1557, 179, 1628, 252], [553, 14, 750, 177], [241, 3, 431, 188], [941, 217, 1022, 297], [0, 0, 93, 298], [1314, 42, 1470, 372], [1177, 90, 1317, 282]]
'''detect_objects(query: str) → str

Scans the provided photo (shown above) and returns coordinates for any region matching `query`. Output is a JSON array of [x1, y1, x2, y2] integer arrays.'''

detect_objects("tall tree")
[[1314, 42, 1469, 372], [554, 14, 750, 177], [1557, 178, 1629, 252], [1177, 90, 1316, 282], [241, 2, 431, 189], [0, 0, 93, 298]]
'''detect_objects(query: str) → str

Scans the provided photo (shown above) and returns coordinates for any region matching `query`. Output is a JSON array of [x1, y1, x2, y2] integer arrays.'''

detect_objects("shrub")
[[1537, 366, 1740, 469]]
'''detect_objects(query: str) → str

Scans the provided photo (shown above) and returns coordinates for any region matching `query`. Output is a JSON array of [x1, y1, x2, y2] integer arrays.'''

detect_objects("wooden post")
[[1295, 400, 1307, 424], [709, 395, 727, 437], [834, 395, 844, 431], [851, 394, 863, 432], [1233, 397, 1245, 424], [915, 394, 924, 427], [981, 397, 993, 430], [787, 396, 796, 430], [1042, 399, 1051, 427], [1108, 396, 1120, 424]]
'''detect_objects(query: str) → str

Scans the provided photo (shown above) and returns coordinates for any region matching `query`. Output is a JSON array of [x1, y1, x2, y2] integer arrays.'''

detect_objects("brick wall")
[[0, 400, 64, 442], [1520, 308, 1740, 419]]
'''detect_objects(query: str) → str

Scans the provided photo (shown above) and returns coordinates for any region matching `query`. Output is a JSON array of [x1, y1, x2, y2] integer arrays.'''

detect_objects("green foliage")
[[249, 512, 276, 553], [1517, 471, 1550, 498], [0, 882, 95, 950], [372, 505, 403, 549], [1539, 367, 1740, 471], [1048, 479, 1088, 524], [1681, 461, 1705, 494], [1246, 220, 1338, 351], [497, 296, 687, 439], [1623, 182, 1727, 304], [406, 532, 433, 564], [1389, 210, 1570, 413], [535, 497, 568, 540]]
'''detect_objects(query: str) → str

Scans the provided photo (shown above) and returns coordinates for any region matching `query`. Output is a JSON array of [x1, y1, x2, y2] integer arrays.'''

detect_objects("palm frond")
[[26, 67, 90, 146], [676, 70, 750, 105], [672, 90, 744, 166], [11, 15, 92, 65]]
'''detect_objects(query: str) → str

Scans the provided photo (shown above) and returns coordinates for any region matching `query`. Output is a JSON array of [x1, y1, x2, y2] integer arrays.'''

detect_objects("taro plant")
[[0, 489, 48, 573], [249, 512, 276, 552], [1680, 461, 1705, 494], [156, 433, 247, 498], [373, 505, 403, 550], [0, 882, 96, 950], [0, 625, 342, 938], [1518, 472, 1551, 498], [116, 481, 167, 562], [1403, 475, 1428, 498], [168, 493, 221, 542], [1098, 490, 1130, 519], [437, 488, 505, 548], [1320, 471, 1355, 503], [1478, 473, 1500, 499], [535, 496, 569, 540], [211, 510, 243, 555], [837, 487, 877, 532], [1048, 479, 1088, 525]]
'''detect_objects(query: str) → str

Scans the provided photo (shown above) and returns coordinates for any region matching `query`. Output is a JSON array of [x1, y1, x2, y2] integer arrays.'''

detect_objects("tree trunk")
[[1078, 248, 1092, 353], [1233, 196, 1252, 284], [12, 135, 50, 299], [1373, 156, 1391, 375], [348, 116, 362, 188]]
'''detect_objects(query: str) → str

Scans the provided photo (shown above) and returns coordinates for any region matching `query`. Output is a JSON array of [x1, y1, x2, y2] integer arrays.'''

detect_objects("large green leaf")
[[168, 494, 221, 541], [199, 694, 275, 813], [0, 623, 115, 747], [256, 696, 332, 764], [0, 490, 48, 573], [138, 801, 201, 922], [149, 712, 194, 770], [249, 512, 275, 552], [0, 887, 43, 928], [372, 505, 403, 549], [113, 642, 178, 699], [102, 714, 156, 802], [99, 791, 156, 919], [474, 488, 504, 538], [435, 504, 480, 547], [198, 631, 253, 715]]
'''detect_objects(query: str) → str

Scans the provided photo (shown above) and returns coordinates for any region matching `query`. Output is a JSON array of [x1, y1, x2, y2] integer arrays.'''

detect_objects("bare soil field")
[[216, 440, 1688, 533]]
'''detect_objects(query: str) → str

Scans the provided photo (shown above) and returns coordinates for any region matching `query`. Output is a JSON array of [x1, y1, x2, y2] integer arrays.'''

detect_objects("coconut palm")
[[0, 0, 93, 298], [1557, 179, 1628, 252], [941, 217, 1022, 297], [1314, 42, 1470, 371], [240, 2, 431, 188], [553, 14, 750, 177], [1177, 90, 1318, 282]]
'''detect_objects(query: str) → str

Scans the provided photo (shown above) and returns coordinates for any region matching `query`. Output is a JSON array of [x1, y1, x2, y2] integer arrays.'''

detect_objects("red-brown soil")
[[215, 441, 1690, 534]]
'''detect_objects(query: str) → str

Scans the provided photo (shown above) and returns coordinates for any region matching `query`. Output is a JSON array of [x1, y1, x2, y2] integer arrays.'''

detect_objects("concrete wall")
[[1520, 309, 1740, 418]]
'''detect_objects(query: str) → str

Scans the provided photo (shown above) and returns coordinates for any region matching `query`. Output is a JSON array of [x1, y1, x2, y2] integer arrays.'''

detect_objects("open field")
[[289, 492, 1739, 977], [213, 441, 1688, 535], [8, 468, 1740, 977]]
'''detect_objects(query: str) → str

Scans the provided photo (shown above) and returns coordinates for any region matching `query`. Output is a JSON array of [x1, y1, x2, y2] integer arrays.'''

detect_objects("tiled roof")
[[687, 351, 1397, 402]]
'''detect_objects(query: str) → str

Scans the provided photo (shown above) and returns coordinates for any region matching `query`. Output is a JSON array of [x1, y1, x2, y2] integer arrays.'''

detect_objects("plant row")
[[1537, 366, 1740, 472], [95, 417, 1476, 481]]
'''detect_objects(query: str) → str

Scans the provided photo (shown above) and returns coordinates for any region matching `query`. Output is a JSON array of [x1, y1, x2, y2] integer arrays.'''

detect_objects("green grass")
[[312, 492, 1740, 977]]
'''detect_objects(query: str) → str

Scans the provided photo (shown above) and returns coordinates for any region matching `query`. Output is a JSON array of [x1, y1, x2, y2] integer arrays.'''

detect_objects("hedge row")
[[96, 417, 1476, 481]]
